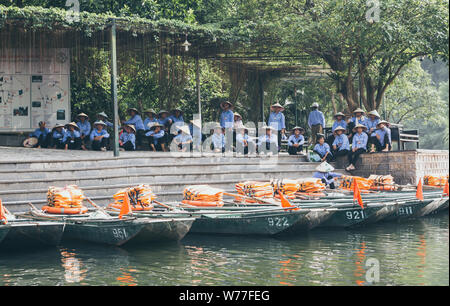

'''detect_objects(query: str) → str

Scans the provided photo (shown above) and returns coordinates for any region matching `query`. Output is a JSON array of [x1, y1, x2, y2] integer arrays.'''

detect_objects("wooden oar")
[[153, 200, 175, 211], [85, 197, 112, 216], [223, 192, 280, 206]]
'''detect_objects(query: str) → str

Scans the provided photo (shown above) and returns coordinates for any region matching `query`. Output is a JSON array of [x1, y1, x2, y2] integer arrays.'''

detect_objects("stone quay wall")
[[348, 149, 449, 185]]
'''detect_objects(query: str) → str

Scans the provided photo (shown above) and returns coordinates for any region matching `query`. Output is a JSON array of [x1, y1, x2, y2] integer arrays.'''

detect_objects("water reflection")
[[0, 213, 447, 286]]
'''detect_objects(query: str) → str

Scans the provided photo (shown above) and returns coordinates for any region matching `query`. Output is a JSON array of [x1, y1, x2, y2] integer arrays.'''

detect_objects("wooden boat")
[[0, 225, 10, 246], [0, 218, 65, 250]]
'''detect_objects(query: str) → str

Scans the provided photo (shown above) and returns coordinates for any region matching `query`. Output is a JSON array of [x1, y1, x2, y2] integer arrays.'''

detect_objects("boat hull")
[[127, 218, 195, 244], [318, 204, 387, 228], [0, 220, 64, 249], [0, 225, 11, 245], [189, 210, 309, 236]]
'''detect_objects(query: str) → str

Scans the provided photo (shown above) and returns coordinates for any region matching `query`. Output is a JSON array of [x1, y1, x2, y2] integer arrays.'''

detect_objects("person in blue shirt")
[[124, 108, 145, 150], [169, 108, 184, 125], [331, 126, 350, 161], [211, 123, 226, 153], [143, 109, 157, 132], [312, 162, 343, 189], [313, 134, 332, 162], [347, 108, 367, 143], [172, 125, 193, 152], [308, 102, 326, 146], [145, 123, 166, 152], [63, 122, 82, 150], [90, 121, 110, 151], [27, 121, 51, 148], [327, 112, 348, 146], [268, 102, 286, 152], [258, 126, 278, 155], [235, 125, 256, 155], [76, 113, 91, 151], [119, 124, 136, 151], [365, 110, 381, 135], [97, 112, 114, 129], [168, 108, 185, 143], [219, 101, 234, 129], [346, 124, 368, 171], [189, 119, 203, 151], [51, 124, 66, 149], [287, 126, 305, 155], [369, 120, 392, 153]]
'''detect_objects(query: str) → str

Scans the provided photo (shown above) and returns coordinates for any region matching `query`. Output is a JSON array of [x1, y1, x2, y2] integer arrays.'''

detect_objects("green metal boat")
[[0, 225, 11, 245]]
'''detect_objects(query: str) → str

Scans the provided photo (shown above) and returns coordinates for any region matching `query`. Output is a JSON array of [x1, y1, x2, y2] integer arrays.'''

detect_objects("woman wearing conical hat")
[[143, 109, 157, 132], [308, 102, 326, 146], [90, 121, 110, 151], [287, 126, 305, 156], [219, 101, 234, 130], [26, 121, 51, 149], [145, 123, 166, 152], [258, 125, 278, 155], [119, 124, 136, 151], [312, 162, 342, 189], [63, 122, 82, 150], [124, 108, 145, 150], [76, 112, 91, 151], [51, 123, 67, 150], [331, 125, 350, 161], [327, 111, 348, 147], [235, 125, 256, 155], [369, 120, 392, 153], [313, 134, 332, 163], [346, 123, 368, 171], [347, 108, 367, 144], [172, 125, 193, 152], [365, 110, 381, 134], [268, 102, 286, 152]]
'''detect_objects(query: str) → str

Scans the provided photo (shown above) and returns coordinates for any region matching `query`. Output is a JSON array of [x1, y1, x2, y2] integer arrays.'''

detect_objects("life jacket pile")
[[235, 181, 274, 203], [339, 175, 372, 191], [424, 175, 449, 187], [296, 178, 326, 193], [111, 184, 156, 211], [182, 185, 224, 207], [367, 175, 397, 191], [271, 179, 299, 199], [47, 185, 85, 208]]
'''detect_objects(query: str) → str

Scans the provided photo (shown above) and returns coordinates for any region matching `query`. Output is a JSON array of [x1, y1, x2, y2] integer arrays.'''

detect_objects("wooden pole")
[[110, 18, 120, 157], [195, 52, 202, 152], [259, 74, 264, 125]]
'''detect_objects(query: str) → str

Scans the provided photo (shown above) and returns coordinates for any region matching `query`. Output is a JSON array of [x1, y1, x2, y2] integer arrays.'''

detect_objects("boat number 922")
[[346, 210, 365, 220], [112, 228, 128, 240], [267, 217, 289, 227]]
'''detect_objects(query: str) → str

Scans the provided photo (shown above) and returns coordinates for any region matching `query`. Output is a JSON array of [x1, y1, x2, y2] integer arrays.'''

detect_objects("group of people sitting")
[[307, 103, 392, 171]]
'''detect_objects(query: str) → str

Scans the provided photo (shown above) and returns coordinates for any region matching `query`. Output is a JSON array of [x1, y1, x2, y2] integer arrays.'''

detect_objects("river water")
[[0, 213, 448, 286]]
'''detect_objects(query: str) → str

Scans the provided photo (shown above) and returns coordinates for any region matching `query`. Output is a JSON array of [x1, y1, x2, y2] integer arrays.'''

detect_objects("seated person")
[[287, 126, 305, 155], [369, 120, 392, 153], [313, 135, 332, 162], [26, 121, 51, 148], [236, 125, 256, 155], [143, 109, 158, 132], [90, 121, 110, 151], [145, 123, 166, 152], [63, 122, 82, 150], [211, 124, 226, 153], [327, 112, 347, 146], [346, 124, 368, 171], [190, 119, 203, 151], [172, 126, 193, 152], [312, 162, 342, 189], [124, 108, 145, 149], [331, 126, 350, 160], [51, 124, 67, 149], [76, 113, 91, 151], [119, 124, 136, 151], [347, 108, 366, 142], [97, 112, 114, 129], [258, 125, 278, 155], [365, 110, 381, 135]]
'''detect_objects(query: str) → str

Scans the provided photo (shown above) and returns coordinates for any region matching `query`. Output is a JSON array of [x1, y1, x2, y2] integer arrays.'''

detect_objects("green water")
[[0, 213, 448, 286]]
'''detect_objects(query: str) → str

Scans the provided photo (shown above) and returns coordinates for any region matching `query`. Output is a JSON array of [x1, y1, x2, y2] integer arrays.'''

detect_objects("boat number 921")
[[112, 228, 128, 240], [345, 210, 365, 220], [267, 217, 289, 227]]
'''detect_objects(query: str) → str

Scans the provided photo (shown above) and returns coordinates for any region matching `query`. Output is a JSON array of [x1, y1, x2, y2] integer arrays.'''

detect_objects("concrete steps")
[[0, 148, 347, 212]]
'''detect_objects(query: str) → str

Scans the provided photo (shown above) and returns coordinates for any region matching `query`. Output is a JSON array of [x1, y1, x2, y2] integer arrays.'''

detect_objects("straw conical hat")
[[367, 110, 381, 118], [150, 123, 164, 129], [334, 125, 346, 132], [233, 112, 242, 119], [353, 123, 367, 130], [158, 110, 169, 116], [65, 122, 79, 130], [127, 107, 139, 114], [143, 108, 156, 114], [353, 108, 365, 114], [316, 162, 335, 173], [377, 120, 390, 128], [23, 137, 38, 148], [311, 102, 319, 108], [94, 120, 107, 127], [97, 112, 109, 119], [124, 124, 136, 133], [77, 112, 89, 118], [334, 112, 345, 118], [178, 125, 191, 134], [271, 103, 285, 111], [220, 101, 233, 109], [292, 126, 304, 132]]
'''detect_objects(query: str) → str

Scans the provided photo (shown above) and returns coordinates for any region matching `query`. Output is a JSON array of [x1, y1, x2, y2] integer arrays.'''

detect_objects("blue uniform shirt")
[[373, 127, 391, 146], [258, 134, 278, 148], [332, 134, 350, 151], [314, 143, 332, 157], [30, 127, 50, 139], [52, 129, 66, 140], [90, 129, 109, 141], [157, 117, 171, 127], [313, 171, 342, 185], [352, 132, 368, 150], [169, 115, 184, 123], [236, 133, 255, 146], [63, 129, 81, 142], [332, 120, 347, 132], [125, 114, 145, 131], [220, 110, 234, 129], [350, 116, 367, 126], [174, 133, 193, 143], [365, 118, 380, 132], [288, 134, 305, 146], [120, 132, 136, 149], [143, 117, 157, 131], [76, 121, 91, 137], [145, 129, 165, 140], [212, 133, 226, 149], [268, 112, 286, 131], [308, 110, 326, 128]]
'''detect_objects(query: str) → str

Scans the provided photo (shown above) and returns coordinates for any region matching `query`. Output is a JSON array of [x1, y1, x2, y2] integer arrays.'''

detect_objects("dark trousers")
[[288, 145, 303, 155], [332, 149, 350, 161], [321, 178, 336, 189], [314, 150, 333, 162], [277, 130, 282, 152], [66, 138, 82, 150], [35, 134, 51, 148], [369, 135, 391, 152], [236, 142, 256, 155], [52, 138, 65, 149], [259, 142, 278, 154], [136, 130, 145, 149], [148, 136, 164, 151], [326, 134, 335, 147], [92, 138, 109, 151], [348, 148, 366, 165], [121, 141, 135, 151]]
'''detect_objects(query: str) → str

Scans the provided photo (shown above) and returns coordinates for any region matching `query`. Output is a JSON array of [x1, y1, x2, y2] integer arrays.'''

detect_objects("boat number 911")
[[346, 210, 365, 220], [267, 217, 289, 227], [112, 228, 128, 240]]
